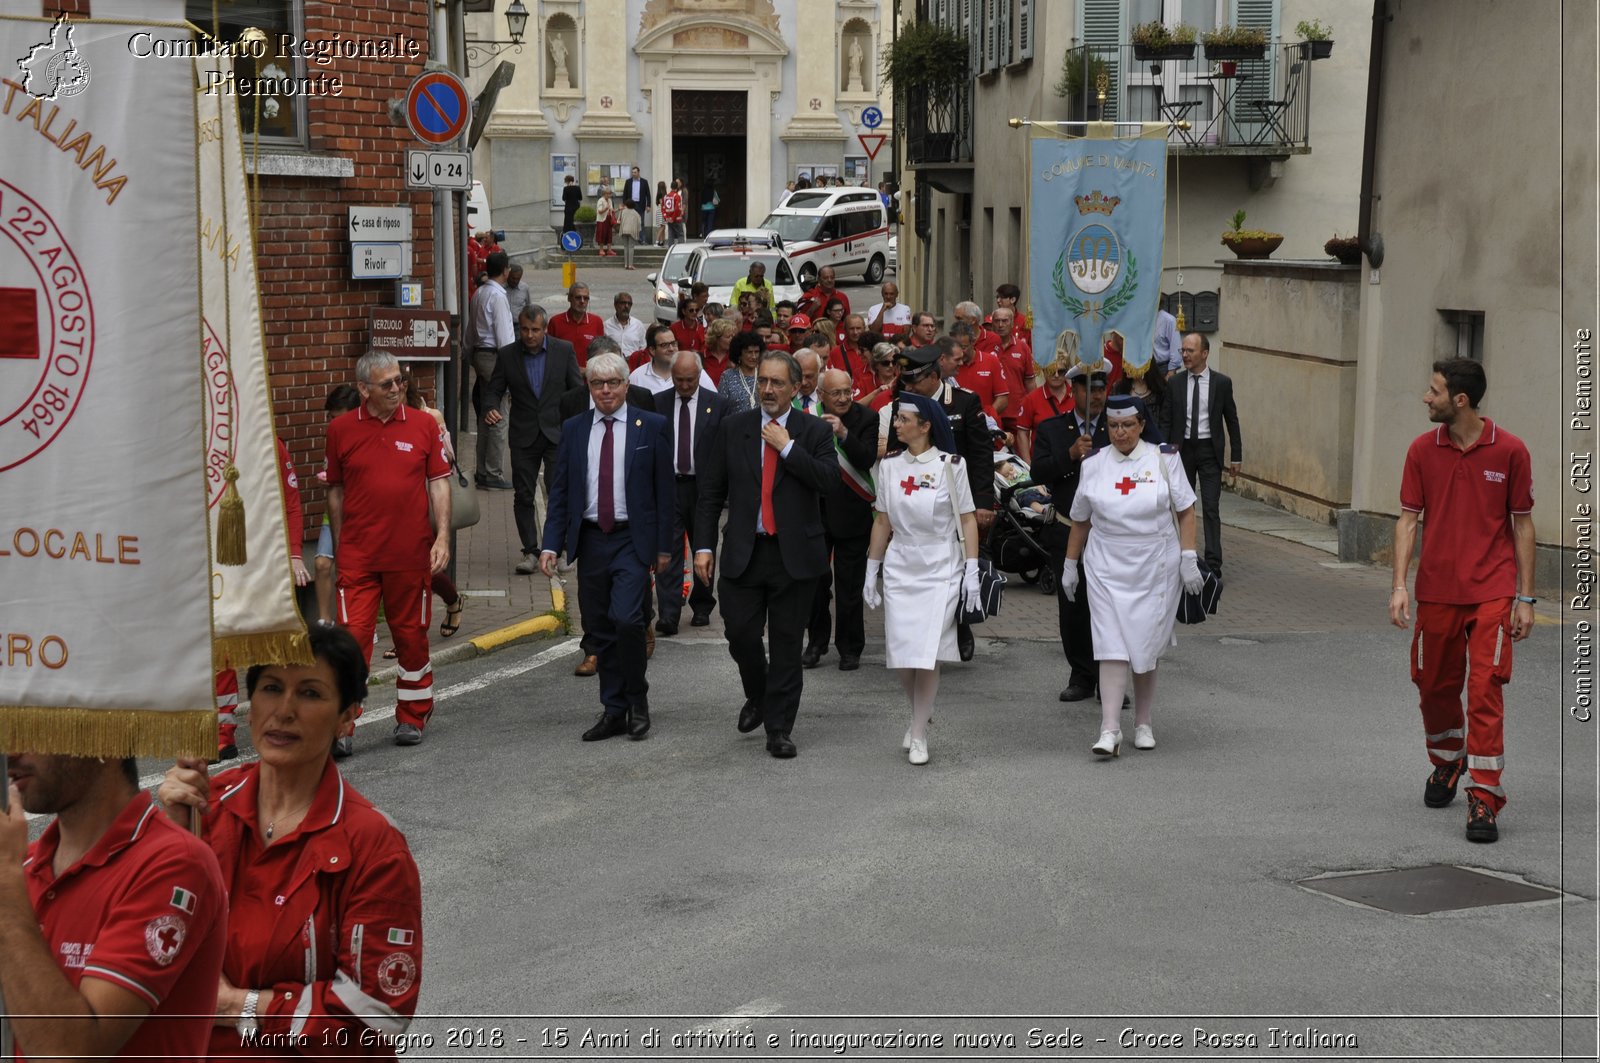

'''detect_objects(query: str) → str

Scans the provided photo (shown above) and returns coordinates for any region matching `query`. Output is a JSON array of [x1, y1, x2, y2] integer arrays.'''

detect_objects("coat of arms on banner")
[[1052, 190, 1140, 323]]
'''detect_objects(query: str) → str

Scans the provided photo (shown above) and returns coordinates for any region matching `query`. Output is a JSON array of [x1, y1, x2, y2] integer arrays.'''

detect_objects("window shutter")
[[963, 0, 980, 76], [1079, 0, 1122, 119], [1232, 0, 1277, 111], [1018, 0, 1033, 60], [982, 0, 997, 71]]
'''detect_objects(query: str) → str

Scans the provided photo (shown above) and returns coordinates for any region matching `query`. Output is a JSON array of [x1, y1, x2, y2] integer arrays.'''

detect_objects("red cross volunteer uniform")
[[23, 794, 227, 1062]]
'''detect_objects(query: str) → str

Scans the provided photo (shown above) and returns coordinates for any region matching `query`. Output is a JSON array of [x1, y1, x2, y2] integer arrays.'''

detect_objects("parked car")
[[758, 187, 891, 286], [648, 231, 801, 322]]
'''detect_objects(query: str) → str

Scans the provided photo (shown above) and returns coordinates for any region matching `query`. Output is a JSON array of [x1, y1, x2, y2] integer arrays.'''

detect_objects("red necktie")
[[678, 396, 692, 474], [598, 417, 616, 532], [760, 431, 778, 534]]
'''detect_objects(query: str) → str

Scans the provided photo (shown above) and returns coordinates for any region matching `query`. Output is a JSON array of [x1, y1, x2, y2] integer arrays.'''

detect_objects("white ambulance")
[[758, 187, 891, 286]]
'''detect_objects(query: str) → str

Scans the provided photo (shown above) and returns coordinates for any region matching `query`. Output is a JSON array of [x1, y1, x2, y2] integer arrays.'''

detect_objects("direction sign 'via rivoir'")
[[405, 71, 471, 146]]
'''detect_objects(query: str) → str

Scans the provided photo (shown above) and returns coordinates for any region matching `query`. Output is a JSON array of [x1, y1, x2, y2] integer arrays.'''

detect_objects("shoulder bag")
[[448, 456, 480, 531], [1154, 446, 1221, 623], [944, 456, 1006, 623]]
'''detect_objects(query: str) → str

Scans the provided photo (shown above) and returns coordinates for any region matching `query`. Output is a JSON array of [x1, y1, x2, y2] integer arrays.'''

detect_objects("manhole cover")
[[1299, 865, 1560, 914]]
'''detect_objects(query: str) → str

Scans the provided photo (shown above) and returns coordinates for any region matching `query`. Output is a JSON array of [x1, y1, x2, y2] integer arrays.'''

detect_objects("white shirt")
[[468, 278, 513, 351], [582, 405, 630, 523], [505, 280, 533, 322], [794, 390, 822, 415], [866, 301, 912, 330], [630, 360, 715, 395], [1184, 367, 1211, 441], [604, 314, 647, 355]]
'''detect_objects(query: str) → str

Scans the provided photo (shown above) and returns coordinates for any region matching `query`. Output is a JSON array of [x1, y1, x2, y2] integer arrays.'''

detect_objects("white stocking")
[[1132, 667, 1158, 728], [1098, 660, 1130, 733], [909, 666, 940, 742]]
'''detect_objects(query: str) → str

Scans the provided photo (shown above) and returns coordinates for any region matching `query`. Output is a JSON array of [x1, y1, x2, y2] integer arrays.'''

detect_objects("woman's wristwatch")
[[237, 989, 260, 1037]]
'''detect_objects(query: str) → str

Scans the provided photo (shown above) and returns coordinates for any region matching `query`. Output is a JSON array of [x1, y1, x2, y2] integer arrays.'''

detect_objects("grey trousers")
[[471, 348, 509, 482]]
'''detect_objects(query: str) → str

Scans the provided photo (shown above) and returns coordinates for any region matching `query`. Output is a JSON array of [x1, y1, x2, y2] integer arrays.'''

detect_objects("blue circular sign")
[[560, 230, 583, 252], [862, 105, 883, 130]]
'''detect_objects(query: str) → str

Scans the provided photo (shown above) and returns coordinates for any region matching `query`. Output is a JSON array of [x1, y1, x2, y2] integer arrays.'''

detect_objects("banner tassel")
[[217, 463, 248, 565]]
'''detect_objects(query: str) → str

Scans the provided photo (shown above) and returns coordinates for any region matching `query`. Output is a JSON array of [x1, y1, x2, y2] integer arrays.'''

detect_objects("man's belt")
[[582, 519, 630, 531]]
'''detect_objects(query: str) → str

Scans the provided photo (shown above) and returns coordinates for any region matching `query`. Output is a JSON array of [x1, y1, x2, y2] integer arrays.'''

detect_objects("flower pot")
[[1204, 44, 1267, 61], [1133, 42, 1197, 61], [1324, 238, 1362, 265], [1222, 234, 1283, 259], [1300, 39, 1334, 60], [1219, 60, 1237, 76]]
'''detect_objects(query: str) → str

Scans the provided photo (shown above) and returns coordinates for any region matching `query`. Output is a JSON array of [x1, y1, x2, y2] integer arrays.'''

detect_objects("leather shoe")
[[838, 654, 860, 671], [766, 732, 797, 758], [655, 620, 678, 637], [628, 705, 651, 739], [957, 623, 974, 661], [736, 699, 763, 733], [801, 642, 824, 668], [582, 713, 629, 741], [573, 654, 599, 676], [478, 478, 514, 490], [689, 612, 711, 627], [1059, 682, 1095, 702], [645, 626, 655, 659]]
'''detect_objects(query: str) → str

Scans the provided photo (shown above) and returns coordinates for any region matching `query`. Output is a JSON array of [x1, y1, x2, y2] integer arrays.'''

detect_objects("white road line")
[[687, 997, 783, 1038], [21, 638, 580, 820]]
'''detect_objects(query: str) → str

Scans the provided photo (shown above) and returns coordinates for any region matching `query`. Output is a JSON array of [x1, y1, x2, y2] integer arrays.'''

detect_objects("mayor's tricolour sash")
[[0, 15, 216, 756]]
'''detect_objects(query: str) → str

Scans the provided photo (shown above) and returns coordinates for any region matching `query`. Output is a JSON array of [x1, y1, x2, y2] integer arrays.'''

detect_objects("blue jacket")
[[541, 404, 675, 566]]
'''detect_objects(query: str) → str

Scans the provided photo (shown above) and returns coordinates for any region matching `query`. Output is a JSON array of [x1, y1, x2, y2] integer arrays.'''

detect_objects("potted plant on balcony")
[[1221, 209, 1282, 259], [1131, 21, 1197, 61], [1324, 234, 1362, 265], [1296, 19, 1334, 60], [1202, 24, 1268, 61], [1054, 47, 1110, 121], [880, 20, 970, 161]]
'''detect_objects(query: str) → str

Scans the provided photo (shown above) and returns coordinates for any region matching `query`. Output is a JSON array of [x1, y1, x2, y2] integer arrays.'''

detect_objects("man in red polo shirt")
[[326, 350, 452, 750], [950, 324, 1009, 424], [794, 265, 849, 320], [829, 313, 872, 392], [1390, 358, 1536, 845], [545, 283, 606, 368], [1, 754, 227, 1061], [985, 307, 1037, 432], [1013, 357, 1075, 463]]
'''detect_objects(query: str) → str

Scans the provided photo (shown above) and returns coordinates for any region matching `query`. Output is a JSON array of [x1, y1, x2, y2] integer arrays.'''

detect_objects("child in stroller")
[[986, 448, 1059, 594]]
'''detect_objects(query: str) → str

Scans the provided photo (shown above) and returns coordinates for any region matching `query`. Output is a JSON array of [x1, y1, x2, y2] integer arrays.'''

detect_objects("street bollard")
[[562, 260, 576, 287]]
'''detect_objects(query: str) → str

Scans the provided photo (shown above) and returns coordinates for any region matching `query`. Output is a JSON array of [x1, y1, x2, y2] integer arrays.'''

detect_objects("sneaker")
[[1424, 758, 1467, 807], [514, 556, 538, 575], [394, 724, 423, 747], [332, 736, 354, 759], [1465, 793, 1499, 843]]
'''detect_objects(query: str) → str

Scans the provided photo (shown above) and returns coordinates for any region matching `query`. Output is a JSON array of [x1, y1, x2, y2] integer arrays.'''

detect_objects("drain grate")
[[1299, 864, 1560, 915]]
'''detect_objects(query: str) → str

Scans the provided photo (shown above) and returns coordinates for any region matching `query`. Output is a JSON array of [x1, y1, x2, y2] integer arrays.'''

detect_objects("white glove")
[[863, 559, 883, 610], [1061, 558, 1080, 601], [1180, 550, 1204, 594], [961, 558, 982, 614]]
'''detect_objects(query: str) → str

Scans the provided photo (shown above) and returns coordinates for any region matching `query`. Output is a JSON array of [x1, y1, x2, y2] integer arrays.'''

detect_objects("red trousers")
[[339, 566, 436, 729], [215, 669, 239, 750], [1410, 599, 1513, 811]]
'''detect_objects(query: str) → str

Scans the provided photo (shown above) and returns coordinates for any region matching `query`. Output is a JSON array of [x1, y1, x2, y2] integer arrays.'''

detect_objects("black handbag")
[[946, 459, 1007, 623], [1157, 451, 1220, 623]]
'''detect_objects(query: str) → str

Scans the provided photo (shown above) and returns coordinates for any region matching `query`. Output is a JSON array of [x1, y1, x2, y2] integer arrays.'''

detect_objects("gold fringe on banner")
[[216, 462, 248, 565], [214, 629, 314, 672], [0, 707, 218, 759]]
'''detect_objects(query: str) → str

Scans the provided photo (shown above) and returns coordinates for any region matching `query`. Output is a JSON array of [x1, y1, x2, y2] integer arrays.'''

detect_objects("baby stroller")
[[986, 448, 1059, 595]]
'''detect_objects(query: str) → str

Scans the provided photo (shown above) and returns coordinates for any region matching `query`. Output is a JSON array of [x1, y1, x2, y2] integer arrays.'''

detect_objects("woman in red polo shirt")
[[159, 625, 423, 1059]]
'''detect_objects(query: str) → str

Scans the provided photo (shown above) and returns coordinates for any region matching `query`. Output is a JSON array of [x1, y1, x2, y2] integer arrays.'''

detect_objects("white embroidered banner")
[[0, 15, 215, 755]]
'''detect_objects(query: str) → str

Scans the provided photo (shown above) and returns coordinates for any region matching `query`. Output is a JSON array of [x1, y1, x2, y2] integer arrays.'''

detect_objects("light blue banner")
[[1028, 131, 1167, 376]]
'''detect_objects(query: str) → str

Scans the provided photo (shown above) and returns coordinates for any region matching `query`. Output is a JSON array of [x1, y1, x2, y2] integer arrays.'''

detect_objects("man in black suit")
[[622, 165, 652, 244], [694, 350, 840, 758], [485, 305, 584, 575], [539, 351, 675, 741], [1030, 363, 1110, 702], [1162, 332, 1243, 577], [654, 349, 729, 633], [804, 368, 879, 671]]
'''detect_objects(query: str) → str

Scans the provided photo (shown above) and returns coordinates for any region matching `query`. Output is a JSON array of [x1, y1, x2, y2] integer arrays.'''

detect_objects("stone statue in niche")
[[846, 36, 864, 93], [549, 31, 572, 91]]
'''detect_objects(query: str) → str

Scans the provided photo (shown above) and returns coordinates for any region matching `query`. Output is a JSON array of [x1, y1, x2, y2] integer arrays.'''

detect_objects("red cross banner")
[[0, 15, 217, 756]]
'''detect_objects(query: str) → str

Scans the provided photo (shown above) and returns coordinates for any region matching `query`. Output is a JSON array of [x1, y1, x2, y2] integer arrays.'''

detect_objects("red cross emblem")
[[901, 475, 920, 496], [1114, 477, 1138, 495]]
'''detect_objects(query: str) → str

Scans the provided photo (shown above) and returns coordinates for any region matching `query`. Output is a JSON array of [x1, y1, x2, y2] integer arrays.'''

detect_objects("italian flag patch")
[[170, 887, 196, 914], [388, 928, 414, 946]]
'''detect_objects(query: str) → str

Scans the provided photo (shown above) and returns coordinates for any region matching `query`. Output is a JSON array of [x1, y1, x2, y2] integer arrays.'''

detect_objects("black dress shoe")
[[628, 706, 651, 739], [1059, 682, 1095, 702], [801, 642, 825, 668], [766, 732, 797, 758], [838, 654, 860, 671], [689, 613, 711, 627], [654, 620, 678, 637], [736, 699, 763, 733], [582, 713, 629, 741], [957, 623, 975, 662]]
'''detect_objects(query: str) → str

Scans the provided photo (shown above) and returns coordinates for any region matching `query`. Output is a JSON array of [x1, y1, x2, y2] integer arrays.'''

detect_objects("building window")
[[1438, 309, 1485, 362], [186, 1, 307, 146]]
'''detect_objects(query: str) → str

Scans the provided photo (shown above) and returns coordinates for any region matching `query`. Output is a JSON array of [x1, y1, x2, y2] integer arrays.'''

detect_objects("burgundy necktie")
[[598, 417, 616, 532], [678, 396, 692, 475]]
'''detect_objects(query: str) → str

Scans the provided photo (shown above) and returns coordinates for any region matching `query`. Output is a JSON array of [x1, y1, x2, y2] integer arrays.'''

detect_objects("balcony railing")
[[904, 82, 974, 166], [1058, 42, 1313, 154]]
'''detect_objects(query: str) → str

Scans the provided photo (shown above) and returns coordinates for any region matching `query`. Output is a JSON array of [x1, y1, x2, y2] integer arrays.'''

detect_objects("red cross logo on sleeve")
[[158, 925, 181, 952], [900, 475, 920, 496], [1115, 476, 1138, 495]]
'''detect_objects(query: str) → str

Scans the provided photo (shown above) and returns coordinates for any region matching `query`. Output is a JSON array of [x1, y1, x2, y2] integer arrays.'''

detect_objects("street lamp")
[[466, 0, 528, 68]]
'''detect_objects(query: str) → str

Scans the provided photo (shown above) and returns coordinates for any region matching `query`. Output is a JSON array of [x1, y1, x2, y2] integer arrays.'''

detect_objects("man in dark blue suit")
[[540, 351, 675, 741], [654, 349, 730, 633], [694, 349, 840, 758]]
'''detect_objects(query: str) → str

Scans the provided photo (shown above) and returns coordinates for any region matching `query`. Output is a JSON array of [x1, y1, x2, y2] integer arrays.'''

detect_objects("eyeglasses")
[[821, 388, 853, 399], [589, 378, 625, 389], [367, 375, 404, 391]]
